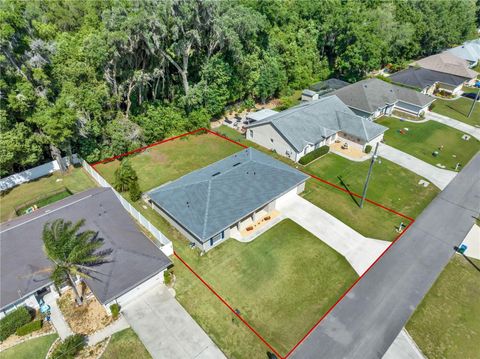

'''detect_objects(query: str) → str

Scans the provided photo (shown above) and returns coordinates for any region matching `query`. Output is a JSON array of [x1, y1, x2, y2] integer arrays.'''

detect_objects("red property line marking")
[[90, 127, 416, 357], [283, 218, 415, 358], [174, 251, 284, 359]]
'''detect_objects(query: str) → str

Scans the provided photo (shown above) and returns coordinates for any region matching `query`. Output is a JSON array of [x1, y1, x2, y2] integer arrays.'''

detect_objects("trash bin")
[[457, 244, 468, 254]]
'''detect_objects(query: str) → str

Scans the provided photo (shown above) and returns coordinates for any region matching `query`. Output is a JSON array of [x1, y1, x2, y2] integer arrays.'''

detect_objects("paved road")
[[426, 111, 480, 141], [277, 194, 390, 275], [123, 285, 225, 359], [378, 143, 457, 190], [290, 152, 480, 359]]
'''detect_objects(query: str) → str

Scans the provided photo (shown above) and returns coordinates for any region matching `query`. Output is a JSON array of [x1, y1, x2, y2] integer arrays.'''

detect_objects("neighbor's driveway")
[[122, 285, 225, 359], [276, 194, 390, 275], [426, 111, 480, 141], [378, 143, 456, 190]]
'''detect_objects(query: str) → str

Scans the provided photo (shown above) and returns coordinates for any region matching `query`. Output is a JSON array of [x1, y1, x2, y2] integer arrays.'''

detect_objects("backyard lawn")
[[377, 116, 480, 170], [101, 328, 151, 359], [0, 167, 96, 223], [407, 255, 480, 359], [431, 97, 480, 126], [95, 132, 242, 192], [1, 334, 58, 359], [174, 219, 358, 357]]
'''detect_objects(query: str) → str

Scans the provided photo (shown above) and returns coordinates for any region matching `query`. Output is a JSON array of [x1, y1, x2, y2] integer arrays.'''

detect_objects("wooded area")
[[1, 0, 478, 176]]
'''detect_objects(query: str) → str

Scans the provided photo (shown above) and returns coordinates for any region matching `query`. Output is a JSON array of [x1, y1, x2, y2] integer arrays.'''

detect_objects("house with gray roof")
[[0, 188, 172, 317], [446, 40, 480, 68], [390, 67, 468, 95], [245, 95, 387, 162], [331, 78, 435, 119], [146, 148, 309, 251], [411, 52, 478, 84]]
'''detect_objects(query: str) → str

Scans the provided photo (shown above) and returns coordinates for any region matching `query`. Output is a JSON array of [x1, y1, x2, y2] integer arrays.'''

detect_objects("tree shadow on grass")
[[337, 175, 360, 207], [453, 247, 480, 273], [446, 103, 468, 118]]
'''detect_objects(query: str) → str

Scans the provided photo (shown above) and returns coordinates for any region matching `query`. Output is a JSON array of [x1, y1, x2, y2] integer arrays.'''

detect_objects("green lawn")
[[431, 97, 480, 126], [1, 334, 58, 359], [0, 167, 97, 223], [101, 328, 151, 359], [377, 116, 480, 170], [95, 132, 243, 192], [174, 219, 358, 357], [407, 255, 480, 359]]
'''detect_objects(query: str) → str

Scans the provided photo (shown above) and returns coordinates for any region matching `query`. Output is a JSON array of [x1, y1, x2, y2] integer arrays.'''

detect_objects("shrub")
[[50, 334, 85, 359], [365, 145, 372, 154], [129, 180, 141, 201], [164, 270, 173, 285], [298, 146, 329, 165], [0, 306, 33, 341], [110, 304, 121, 320], [114, 160, 138, 193], [16, 319, 42, 336]]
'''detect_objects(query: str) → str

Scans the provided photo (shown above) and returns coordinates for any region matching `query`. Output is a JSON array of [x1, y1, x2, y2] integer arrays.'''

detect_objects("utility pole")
[[360, 142, 379, 208], [467, 88, 480, 118]]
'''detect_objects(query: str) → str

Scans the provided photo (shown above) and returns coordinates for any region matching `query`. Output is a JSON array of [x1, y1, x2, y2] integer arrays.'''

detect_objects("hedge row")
[[0, 307, 33, 341], [16, 319, 42, 336], [299, 145, 330, 165]]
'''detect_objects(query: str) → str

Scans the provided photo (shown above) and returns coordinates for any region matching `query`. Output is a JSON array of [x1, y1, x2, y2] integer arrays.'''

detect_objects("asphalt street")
[[290, 152, 480, 359]]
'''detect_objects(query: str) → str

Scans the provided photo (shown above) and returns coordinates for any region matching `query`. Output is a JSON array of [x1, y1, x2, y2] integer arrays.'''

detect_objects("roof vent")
[[233, 162, 241, 167], [212, 172, 221, 177]]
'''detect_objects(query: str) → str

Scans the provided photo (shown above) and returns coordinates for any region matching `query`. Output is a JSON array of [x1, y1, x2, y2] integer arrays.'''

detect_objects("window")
[[210, 231, 224, 246], [249, 130, 253, 138]]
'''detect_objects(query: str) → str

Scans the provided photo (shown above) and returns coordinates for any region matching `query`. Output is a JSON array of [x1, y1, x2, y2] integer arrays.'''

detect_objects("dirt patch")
[[58, 286, 111, 335], [76, 338, 109, 359], [148, 148, 169, 164], [0, 320, 54, 351]]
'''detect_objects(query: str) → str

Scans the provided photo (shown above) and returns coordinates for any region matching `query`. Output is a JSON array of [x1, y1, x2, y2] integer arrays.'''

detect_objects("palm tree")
[[42, 219, 108, 305]]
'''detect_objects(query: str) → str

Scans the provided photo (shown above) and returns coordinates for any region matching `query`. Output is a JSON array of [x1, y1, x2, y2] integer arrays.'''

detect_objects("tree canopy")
[[1, 0, 477, 176]]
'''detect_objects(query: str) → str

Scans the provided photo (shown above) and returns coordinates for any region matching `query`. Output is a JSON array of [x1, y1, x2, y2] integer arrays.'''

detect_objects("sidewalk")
[[378, 143, 457, 190], [426, 111, 480, 141], [87, 316, 129, 345], [43, 292, 73, 340]]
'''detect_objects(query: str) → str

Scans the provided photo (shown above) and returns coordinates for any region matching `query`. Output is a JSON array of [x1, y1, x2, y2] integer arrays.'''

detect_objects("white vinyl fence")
[[0, 155, 80, 191], [81, 159, 173, 257]]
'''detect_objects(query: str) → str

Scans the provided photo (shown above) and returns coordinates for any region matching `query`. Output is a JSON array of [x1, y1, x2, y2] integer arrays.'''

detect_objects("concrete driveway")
[[276, 194, 390, 275], [378, 143, 456, 190], [122, 285, 225, 359], [426, 111, 480, 141]]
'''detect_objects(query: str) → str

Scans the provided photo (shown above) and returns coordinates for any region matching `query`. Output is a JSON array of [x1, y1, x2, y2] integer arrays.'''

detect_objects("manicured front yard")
[[0, 167, 96, 223], [1, 334, 58, 359], [101, 328, 151, 359], [377, 116, 480, 170], [407, 255, 480, 359], [174, 219, 358, 357], [431, 97, 480, 126]]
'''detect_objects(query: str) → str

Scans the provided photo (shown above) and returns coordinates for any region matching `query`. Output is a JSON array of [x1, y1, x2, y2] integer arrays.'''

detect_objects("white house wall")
[[247, 124, 298, 161]]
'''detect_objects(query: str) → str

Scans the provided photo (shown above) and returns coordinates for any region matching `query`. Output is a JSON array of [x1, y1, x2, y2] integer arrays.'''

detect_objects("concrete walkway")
[[426, 111, 480, 140], [378, 143, 457, 190], [43, 292, 73, 340], [383, 329, 425, 359], [461, 224, 480, 260], [276, 195, 391, 275], [123, 285, 225, 359], [87, 316, 129, 346]]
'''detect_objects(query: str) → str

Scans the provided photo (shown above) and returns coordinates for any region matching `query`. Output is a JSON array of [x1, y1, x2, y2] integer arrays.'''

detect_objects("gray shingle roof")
[[446, 41, 480, 64], [246, 109, 278, 122], [247, 95, 387, 152], [390, 67, 468, 89], [0, 188, 171, 309], [147, 148, 308, 242], [331, 78, 434, 114], [412, 52, 478, 78]]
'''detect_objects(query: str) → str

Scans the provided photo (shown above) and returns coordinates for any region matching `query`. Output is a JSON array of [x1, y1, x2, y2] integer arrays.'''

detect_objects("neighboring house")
[[0, 188, 172, 317], [301, 89, 319, 101], [331, 78, 435, 119], [245, 95, 387, 161], [446, 40, 480, 68], [246, 109, 278, 124], [310, 78, 350, 93], [411, 52, 478, 86], [146, 148, 309, 252], [389, 67, 468, 95]]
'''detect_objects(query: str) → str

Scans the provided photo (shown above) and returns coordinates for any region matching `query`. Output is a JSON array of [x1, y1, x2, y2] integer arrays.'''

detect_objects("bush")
[[114, 160, 138, 193], [365, 145, 372, 154], [16, 319, 42, 336], [50, 334, 85, 359], [110, 304, 121, 320], [129, 180, 141, 201], [0, 306, 33, 341], [298, 146, 329, 165], [164, 270, 173, 285]]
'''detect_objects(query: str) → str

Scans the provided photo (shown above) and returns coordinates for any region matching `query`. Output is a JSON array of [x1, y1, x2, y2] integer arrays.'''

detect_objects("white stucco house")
[[245, 95, 388, 162]]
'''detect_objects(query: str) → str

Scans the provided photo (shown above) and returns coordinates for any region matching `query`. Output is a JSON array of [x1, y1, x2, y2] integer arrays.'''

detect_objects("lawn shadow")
[[453, 247, 480, 273], [446, 103, 468, 118], [337, 175, 360, 207]]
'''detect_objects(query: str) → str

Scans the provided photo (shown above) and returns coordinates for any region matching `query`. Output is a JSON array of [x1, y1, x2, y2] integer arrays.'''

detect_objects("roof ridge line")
[[201, 180, 213, 239]]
